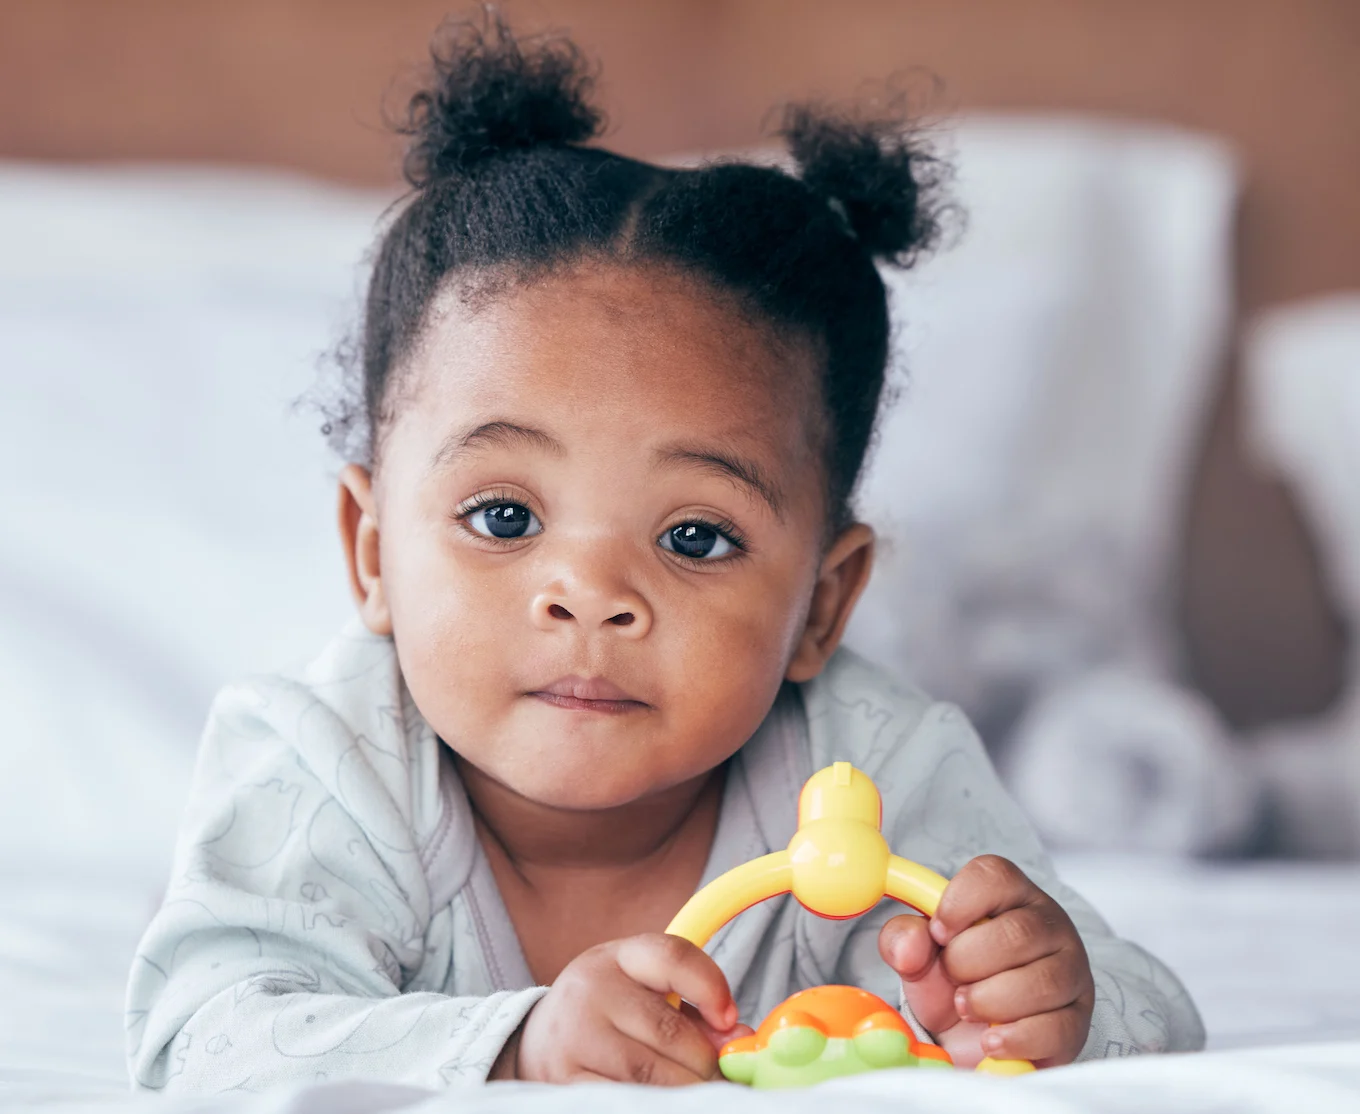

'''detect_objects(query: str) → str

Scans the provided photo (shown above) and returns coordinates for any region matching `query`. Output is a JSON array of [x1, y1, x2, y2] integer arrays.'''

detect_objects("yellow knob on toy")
[[665, 761, 1035, 1078], [788, 762, 889, 918]]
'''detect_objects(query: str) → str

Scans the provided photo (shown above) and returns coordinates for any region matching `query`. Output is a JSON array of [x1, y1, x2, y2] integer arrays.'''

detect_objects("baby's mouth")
[[528, 675, 650, 713]]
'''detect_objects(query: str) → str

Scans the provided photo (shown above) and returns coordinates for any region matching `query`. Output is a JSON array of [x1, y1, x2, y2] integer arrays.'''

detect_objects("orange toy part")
[[719, 986, 952, 1065]]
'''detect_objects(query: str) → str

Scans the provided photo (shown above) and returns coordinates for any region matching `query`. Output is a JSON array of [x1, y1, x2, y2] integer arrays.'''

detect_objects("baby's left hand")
[[878, 855, 1094, 1068]]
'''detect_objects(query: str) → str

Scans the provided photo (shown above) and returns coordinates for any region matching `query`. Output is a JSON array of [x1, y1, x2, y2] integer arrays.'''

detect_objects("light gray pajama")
[[127, 621, 1204, 1093]]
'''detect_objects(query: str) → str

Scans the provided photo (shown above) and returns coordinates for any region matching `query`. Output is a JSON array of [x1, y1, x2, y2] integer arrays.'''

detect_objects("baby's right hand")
[[496, 933, 749, 1084]]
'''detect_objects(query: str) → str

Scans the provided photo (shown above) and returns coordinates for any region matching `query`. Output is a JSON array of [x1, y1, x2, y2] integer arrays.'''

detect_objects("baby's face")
[[344, 262, 869, 810]]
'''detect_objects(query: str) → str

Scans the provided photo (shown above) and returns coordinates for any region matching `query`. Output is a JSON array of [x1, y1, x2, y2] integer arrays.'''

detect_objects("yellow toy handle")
[[665, 762, 1034, 1076]]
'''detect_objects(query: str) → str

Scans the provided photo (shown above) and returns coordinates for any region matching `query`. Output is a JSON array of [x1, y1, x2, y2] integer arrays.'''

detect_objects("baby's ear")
[[785, 524, 874, 683], [338, 464, 393, 636]]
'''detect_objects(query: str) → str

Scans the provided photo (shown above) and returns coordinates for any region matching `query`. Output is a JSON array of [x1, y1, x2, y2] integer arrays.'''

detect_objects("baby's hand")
[[878, 855, 1094, 1068], [494, 934, 751, 1084]]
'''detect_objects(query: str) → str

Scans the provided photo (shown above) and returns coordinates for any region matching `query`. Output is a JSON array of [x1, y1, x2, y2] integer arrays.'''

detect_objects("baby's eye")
[[467, 502, 542, 540], [659, 522, 737, 560]]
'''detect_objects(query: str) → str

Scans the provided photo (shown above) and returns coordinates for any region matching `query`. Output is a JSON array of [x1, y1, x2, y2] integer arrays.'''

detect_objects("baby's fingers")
[[979, 1004, 1091, 1067], [682, 1002, 753, 1053], [613, 994, 722, 1081], [944, 901, 1075, 984], [879, 915, 958, 1035], [619, 934, 737, 1032], [584, 1030, 715, 1086], [879, 914, 937, 980], [956, 950, 1090, 1026], [931, 855, 1038, 946]]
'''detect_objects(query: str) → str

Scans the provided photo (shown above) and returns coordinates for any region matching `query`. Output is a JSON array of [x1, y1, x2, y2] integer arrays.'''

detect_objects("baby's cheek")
[[386, 551, 522, 730], [665, 591, 796, 727]]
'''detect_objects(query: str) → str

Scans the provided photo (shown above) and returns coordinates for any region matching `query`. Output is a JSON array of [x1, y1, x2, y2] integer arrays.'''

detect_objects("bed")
[[3, 118, 1359, 1112], [4, 855, 1359, 1111]]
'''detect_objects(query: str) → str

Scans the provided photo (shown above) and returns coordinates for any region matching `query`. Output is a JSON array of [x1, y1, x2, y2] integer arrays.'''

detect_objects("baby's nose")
[[530, 580, 652, 637]]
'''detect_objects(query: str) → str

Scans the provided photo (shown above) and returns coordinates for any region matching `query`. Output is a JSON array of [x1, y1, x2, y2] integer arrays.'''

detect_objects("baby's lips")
[[533, 674, 641, 702]]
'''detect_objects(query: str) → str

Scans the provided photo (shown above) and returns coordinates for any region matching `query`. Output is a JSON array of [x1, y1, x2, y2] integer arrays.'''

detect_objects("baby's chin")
[[509, 779, 668, 813], [434, 691, 754, 811], [463, 730, 719, 813], [494, 754, 702, 812]]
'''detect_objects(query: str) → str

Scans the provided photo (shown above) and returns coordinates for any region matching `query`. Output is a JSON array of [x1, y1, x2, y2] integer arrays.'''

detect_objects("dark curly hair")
[[327, 12, 947, 533]]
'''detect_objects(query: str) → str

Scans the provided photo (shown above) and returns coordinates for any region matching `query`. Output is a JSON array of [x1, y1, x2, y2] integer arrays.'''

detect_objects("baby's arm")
[[837, 703, 1204, 1062], [126, 678, 543, 1093]]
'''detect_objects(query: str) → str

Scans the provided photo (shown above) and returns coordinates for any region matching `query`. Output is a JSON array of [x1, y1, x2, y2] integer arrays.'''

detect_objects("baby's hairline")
[[362, 253, 839, 520]]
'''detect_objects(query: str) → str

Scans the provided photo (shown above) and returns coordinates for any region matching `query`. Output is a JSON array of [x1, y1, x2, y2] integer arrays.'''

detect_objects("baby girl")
[[127, 16, 1202, 1092]]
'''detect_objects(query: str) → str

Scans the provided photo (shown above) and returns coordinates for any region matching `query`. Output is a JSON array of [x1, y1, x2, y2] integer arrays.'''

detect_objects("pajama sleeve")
[[126, 674, 545, 1093], [833, 700, 1206, 1060]]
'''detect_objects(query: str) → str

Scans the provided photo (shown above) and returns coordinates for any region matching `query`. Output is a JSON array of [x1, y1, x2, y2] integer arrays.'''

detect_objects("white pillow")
[[0, 166, 387, 883], [846, 117, 1238, 741]]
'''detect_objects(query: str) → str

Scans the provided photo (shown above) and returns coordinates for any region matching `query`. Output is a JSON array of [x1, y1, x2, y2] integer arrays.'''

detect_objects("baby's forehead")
[[410, 261, 825, 440]]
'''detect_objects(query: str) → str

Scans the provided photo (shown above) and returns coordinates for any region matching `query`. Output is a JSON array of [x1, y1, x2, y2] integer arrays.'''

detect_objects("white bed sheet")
[[9, 1044, 1360, 1114], [3, 854, 1358, 1111]]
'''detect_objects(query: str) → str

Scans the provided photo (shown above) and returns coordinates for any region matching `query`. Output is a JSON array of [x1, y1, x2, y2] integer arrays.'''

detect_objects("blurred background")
[[2, 0, 1359, 873], [4, 2, 1360, 1091]]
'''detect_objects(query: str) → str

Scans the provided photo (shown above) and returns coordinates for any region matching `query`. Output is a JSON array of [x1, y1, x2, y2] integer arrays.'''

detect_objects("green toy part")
[[716, 986, 954, 1089]]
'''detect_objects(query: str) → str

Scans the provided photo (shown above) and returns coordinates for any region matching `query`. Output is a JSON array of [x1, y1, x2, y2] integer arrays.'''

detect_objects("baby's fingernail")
[[723, 1003, 738, 1029], [982, 1030, 1004, 1052], [930, 919, 949, 944], [954, 989, 970, 1018]]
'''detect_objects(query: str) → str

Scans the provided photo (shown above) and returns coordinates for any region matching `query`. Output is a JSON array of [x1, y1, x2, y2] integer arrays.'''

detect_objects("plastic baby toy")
[[716, 984, 952, 1088], [664, 761, 1035, 1086]]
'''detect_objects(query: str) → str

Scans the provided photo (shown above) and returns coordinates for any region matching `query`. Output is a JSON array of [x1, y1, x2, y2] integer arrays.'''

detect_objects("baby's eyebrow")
[[656, 443, 785, 519], [430, 420, 566, 470]]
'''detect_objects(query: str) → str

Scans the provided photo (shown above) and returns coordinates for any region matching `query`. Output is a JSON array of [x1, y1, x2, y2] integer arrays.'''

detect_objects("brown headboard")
[[3, 0, 1355, 727]]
